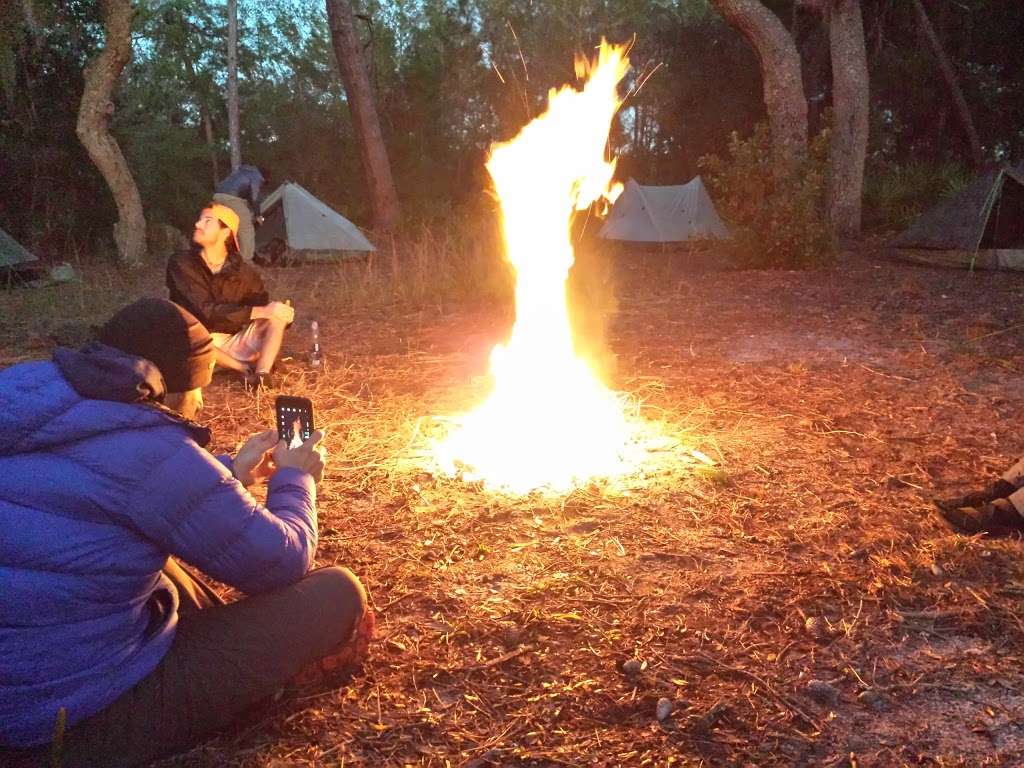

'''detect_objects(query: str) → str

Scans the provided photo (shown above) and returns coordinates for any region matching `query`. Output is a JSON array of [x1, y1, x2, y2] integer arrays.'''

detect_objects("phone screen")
[[275, 397, 314, 448]]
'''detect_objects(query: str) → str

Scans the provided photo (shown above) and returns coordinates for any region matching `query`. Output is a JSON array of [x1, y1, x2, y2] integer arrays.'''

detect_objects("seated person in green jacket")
[[167, 203, 293, 388]]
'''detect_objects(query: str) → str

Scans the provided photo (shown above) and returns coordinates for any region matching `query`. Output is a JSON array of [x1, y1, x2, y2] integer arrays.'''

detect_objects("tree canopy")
[[1, 0, 1022, 258]]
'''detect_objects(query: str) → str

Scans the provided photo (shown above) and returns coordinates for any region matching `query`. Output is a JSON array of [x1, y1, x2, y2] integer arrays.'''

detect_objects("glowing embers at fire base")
[[436, 41, 645, 493]]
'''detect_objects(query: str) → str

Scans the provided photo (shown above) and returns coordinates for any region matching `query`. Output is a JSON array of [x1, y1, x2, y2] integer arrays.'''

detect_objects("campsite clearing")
[[5, 250, 1024, 765]]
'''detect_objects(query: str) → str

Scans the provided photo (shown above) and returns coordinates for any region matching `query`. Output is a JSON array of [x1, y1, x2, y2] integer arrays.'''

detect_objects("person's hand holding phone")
[[233, 429, 279, 487], [273, 428, 326, 484]]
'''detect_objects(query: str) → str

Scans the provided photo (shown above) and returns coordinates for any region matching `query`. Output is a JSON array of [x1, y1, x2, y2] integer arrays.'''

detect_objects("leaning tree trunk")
[[20, 0, 42, 48], [202, 107, 220, 185], [326, 0, 400, 232], [826, 0, 869, 238], [181, 46, 220, 186], [793, 3, 831, 136], [710, 0, 808, 175], [76, 0, 146, 267], [226, 0, 241, 171], [911, 0, 983, 167]]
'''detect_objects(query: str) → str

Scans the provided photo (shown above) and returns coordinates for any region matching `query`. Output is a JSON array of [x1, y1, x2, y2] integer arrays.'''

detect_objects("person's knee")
[[264, 314, 287, 333], [252, 317, 285, 344], [305, 566, 368, 640]]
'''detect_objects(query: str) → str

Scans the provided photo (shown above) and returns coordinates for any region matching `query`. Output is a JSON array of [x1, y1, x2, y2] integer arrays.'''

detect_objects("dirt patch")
[[7, 252, 1024, 766], [720, 329, 882, 365]]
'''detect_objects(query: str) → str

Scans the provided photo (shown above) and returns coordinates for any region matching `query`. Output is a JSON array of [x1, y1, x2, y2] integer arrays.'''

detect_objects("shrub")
[[863, 160, 970, 229], [699, 122, 831, 269]]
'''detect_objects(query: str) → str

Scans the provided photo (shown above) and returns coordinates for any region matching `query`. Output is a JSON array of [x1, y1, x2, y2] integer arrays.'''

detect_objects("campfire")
[[434, 41, 654, 493]]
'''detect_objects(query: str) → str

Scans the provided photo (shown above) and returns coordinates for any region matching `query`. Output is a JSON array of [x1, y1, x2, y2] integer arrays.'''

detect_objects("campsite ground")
[[6, 248, 1024, 766]]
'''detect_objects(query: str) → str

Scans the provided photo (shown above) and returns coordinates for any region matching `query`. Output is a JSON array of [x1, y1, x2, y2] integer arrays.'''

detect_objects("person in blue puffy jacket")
[[0, 298, 373, 767]]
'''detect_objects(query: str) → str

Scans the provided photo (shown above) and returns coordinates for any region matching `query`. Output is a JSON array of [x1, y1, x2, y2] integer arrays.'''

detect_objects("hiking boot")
[[289, 608, 376, 689], [934, 479, 1016, 511], [933, 497, 1024, 537]]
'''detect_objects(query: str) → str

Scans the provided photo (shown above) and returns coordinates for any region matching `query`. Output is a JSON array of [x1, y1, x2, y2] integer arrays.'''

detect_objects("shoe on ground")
[[933, 497, 1024, 537], [934, 479, 1016, 511], [289, 608, 376, 689]]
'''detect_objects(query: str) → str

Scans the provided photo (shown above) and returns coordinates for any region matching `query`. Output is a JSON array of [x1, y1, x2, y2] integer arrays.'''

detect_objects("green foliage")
[[0, 1, 112, 256], [864, 1, 1024, 167], [5, 0, 1024, 263], [699, 123, 831, 269], [863, 160, 970, 229]]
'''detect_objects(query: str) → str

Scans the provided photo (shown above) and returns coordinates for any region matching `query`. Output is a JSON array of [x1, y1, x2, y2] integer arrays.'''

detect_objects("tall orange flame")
[[436, 41, 637, 493]]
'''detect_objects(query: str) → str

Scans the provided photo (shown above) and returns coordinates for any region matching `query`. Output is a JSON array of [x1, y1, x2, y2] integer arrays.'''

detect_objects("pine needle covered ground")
[[5, 250, 1024, 766]]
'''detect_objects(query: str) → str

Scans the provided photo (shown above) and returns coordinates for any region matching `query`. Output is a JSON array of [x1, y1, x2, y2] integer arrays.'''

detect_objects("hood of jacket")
[[0, 342, 209, 457]]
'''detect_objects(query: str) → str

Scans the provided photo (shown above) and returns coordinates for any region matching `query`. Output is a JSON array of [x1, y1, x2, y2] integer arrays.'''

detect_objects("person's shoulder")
[[237, 257, 265, 280], [238, 255, 261, 272], [168, 247, 200, 272], [126, 425, 230, 502], [0, 357, 54, 381], [112, 404, 212, 464], [0, 358, 61, 399]]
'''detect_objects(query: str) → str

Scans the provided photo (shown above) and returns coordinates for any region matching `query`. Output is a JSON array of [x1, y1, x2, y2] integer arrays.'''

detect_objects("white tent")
[[257, 182, 375, 256], [0, 228, 38, 268], [599, 177, 731, 243]]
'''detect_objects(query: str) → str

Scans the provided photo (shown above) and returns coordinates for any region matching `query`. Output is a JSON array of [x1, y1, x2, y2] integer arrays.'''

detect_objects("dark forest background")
[[1, 0, 1022, 262]]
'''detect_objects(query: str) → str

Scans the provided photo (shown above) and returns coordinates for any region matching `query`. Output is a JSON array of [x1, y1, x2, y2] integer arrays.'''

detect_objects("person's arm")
[[166, 255, 254, 333], [125, 434, 317, 594], [238, 262, 271, 308], [249, 168, 263, 206]]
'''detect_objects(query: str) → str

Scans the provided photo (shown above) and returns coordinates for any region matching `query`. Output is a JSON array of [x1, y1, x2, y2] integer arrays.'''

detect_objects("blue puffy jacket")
[[0, 343, 317, 747]]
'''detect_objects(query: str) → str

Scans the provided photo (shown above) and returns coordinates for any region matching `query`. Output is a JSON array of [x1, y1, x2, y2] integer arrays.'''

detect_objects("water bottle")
[[309, 320, 323, 369]]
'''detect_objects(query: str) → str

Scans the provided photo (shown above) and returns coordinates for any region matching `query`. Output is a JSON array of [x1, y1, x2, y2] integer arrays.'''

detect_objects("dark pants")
[[5, 559, 367, 767]]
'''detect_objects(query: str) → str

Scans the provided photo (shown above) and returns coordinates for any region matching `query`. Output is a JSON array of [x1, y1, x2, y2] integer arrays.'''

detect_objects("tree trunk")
[[226, 0, 241, 171], [20, 0, 42, 48], [202, 107, 220, 186], [326, 0, 400, 232], [826, 0, 869, 238], [710, 0, 808, 174], [181, 45, 220, 187], [910, 0, 983, 167], [76, 0, 146, 267], [793, 3, 830, 136]]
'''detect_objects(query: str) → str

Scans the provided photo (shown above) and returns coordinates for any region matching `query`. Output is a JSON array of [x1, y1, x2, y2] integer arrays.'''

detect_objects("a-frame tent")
[[599, 177, 731, 244], [890, 162, 1024, 270], [0, 228, 39, 269], [256, 182, 375, 263]]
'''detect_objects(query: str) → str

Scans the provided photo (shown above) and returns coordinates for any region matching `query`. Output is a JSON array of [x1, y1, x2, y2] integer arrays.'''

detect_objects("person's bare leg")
[[254, 317, 286, 374], [215, 347, 249, 374]]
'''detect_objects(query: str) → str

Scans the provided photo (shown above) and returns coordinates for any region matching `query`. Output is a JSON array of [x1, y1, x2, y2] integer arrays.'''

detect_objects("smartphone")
[[275, 395, 315, 448]]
